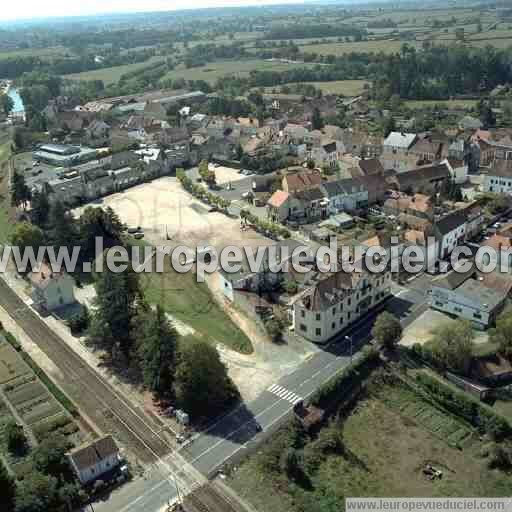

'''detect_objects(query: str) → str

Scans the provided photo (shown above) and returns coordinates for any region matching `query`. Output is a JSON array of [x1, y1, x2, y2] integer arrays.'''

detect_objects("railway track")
[[184, 484, 242, 512], [0, 277, 205, 494]]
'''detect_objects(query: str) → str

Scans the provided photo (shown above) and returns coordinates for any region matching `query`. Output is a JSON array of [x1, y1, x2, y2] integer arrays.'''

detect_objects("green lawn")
[[301, 80, 369, 96], [405, 99, 478, 109], [160, 59, 318, 84], [262, 79, 369, 96], [0, 46, 69, 61], [299, 39, 407, 56], [140, 266, 253, 354], [63, 56, 164, 84]]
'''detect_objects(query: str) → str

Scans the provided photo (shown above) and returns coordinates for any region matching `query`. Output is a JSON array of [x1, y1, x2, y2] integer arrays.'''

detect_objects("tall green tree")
[[311, 107, 324, 130], [15, 472, 59, 512], [134, 305, 178, 395], [30, 188, 50, 227], [32, 434, 72, 479], [428, 319, 474, 374], [9, 222, 44, 253], [6, 421, 27, 456], [174, 337, 239, 419], [0, 458, 15, 511], [0, 93, 14, 116], [11, 171, 31, 209], [47, 200, 77, 250], [372, 312, 402, 350], [90, 255, 141, 356], [489, 307, 512, 359], [79, 206, 123, 259]]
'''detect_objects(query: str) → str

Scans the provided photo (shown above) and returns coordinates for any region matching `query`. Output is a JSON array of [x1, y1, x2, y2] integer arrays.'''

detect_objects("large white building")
[[429, 271, 511, 329], [483, 160, 512, 195], [290, 267, 392, 344], [68, 435, 120, 485]]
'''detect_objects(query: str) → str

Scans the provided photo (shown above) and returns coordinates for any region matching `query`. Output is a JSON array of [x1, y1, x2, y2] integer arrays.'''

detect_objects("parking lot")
[[74, 175, 272, 252]]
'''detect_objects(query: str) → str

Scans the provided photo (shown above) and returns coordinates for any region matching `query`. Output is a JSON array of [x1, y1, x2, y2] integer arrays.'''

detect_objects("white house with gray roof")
[[321, 178, 368, 214]]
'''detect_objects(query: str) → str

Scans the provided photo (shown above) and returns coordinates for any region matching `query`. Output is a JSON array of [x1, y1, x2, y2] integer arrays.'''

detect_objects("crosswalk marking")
[[267, 384, 303, 405]]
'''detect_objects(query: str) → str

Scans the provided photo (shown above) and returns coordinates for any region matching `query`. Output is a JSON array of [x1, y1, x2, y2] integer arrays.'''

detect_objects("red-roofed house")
[[282, 170, 322, 194], [267, 190, 291, 222]]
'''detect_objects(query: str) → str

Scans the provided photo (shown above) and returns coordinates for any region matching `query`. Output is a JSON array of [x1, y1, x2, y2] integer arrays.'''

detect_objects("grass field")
[[0, 46, 69, 61], [405, 99, 478, 109], [262, 79, 368, 96], [299, 39, 406, 56], [160, 59, 318, 84], [141, 268, 253, 354], [300, 80, 369, 96], [63, 56, 164, 84], [229, 371, 510, 511]]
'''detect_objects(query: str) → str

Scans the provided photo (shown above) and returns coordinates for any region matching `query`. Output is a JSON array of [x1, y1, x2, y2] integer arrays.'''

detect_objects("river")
[[7, 86, 25, 113]]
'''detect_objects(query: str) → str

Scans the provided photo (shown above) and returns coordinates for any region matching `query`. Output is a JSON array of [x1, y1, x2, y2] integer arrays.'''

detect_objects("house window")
[[315, 313, 321, 321], [300, 324, 307, 332], [454, 307, 462, 313], [332, 322, 336, 329], [301, 310, 305, 318], [332, 307, 336, 315], [315, 328, 322, 336]]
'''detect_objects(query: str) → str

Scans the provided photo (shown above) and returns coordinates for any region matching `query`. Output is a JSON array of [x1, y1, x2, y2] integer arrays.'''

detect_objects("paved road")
[[95, 279, 430, 512]]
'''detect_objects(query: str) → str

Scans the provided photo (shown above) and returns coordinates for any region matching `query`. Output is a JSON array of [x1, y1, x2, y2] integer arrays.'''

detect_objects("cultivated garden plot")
[[0, 336, 87, 476]]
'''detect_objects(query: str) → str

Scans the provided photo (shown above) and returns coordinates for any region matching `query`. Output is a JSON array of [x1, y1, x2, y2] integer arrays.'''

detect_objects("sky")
[[1, 0, 304, 22]]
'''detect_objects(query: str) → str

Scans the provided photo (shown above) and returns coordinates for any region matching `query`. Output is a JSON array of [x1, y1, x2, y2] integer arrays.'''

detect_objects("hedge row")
[[415, 372, 511, 440], [3, 331, 79, 418], [311, 347, 381, 409]]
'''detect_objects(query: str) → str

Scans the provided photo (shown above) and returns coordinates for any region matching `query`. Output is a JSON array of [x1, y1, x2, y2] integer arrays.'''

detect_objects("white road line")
[[266, 384, 303, 405]]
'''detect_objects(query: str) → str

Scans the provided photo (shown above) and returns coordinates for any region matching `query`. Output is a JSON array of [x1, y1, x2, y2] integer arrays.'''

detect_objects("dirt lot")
[[401, 309, 489, 346], [209, 164, 247, 186], [76, 176, 269, 252]]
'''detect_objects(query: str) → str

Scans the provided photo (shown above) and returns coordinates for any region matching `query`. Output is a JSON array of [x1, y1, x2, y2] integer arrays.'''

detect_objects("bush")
[[415, 372, 511, 440], [487, 443, 512, 470], [311, 347, 380, 408], [67, 307, 90, 336], [5, 420, 28, 456]]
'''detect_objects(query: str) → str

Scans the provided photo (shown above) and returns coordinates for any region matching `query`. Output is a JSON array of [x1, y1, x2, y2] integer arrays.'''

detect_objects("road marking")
[[267, 384, 303, 405]]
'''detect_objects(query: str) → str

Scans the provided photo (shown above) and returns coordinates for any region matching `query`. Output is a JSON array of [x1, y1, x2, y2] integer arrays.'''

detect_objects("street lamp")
[[345, 335, 353, 363]]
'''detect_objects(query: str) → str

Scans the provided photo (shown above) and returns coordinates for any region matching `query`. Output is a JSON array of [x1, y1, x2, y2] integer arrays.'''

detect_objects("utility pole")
[[345, 335, 353, 363]]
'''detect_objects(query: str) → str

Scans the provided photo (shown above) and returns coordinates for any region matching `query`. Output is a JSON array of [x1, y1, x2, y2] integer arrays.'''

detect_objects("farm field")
[[300, 80, 369, 96], [63, 55, 164, 84], [299, 39, 407, 56], [160, 59, 318, 84], [0, 46, 70, 61], [229, 371, 510, 512], [405, 99, 479, 110], [0, 334, 86, 478], [262, 79, 369, 96]]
